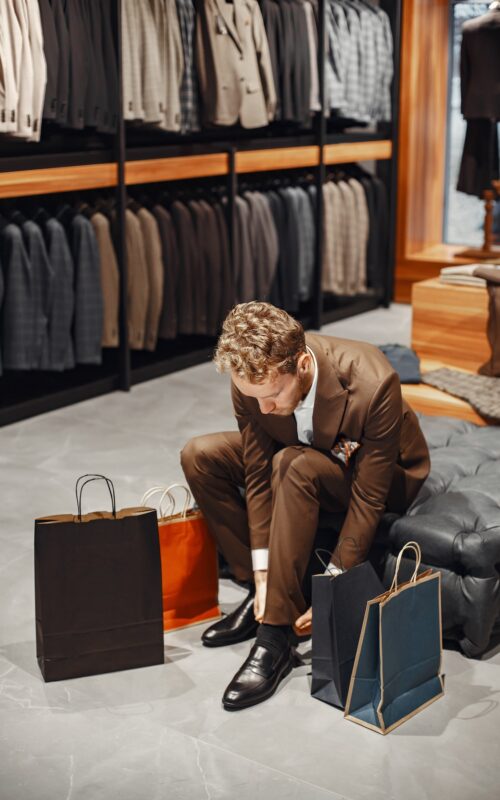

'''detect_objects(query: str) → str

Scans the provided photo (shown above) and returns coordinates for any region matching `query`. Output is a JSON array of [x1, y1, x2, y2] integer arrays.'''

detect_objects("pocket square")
[[331, 436, 361, 465]]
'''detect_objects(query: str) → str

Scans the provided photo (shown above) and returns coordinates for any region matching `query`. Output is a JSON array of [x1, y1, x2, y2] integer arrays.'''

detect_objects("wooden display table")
[[401, 359, 487, 426], [411, 278, 489, 372]]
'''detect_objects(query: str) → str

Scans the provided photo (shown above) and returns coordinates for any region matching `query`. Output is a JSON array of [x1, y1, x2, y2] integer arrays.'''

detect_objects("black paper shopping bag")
[[34, 475, 164, 682], [311, 543, 384, 709]]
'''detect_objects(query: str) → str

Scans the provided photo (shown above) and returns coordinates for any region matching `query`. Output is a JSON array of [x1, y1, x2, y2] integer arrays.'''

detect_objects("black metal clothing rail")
[[0, 0, 401, 426]]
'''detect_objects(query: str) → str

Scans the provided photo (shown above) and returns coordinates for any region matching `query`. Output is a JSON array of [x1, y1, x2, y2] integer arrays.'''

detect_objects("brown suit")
[[181, 333, 430, 624]]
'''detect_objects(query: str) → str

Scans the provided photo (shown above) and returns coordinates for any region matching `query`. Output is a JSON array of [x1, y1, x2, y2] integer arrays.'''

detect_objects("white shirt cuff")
[[324, 563, 343, 577], [251, 548, 269, 571]]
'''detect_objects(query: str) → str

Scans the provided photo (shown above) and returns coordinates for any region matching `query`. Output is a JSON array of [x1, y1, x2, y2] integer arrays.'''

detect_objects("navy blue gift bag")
[[344, 542, 444, 734]]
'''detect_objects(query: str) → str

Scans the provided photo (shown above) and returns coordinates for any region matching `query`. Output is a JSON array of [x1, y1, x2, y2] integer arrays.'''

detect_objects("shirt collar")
[[295, 346, 318, 411]]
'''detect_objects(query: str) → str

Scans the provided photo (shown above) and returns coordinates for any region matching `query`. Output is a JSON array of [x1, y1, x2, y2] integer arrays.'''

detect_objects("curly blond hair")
[[213, 302, 306, 383]]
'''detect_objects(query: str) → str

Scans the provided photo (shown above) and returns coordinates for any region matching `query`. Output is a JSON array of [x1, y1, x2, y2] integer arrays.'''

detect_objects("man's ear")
[[297, 351, 310, 374]]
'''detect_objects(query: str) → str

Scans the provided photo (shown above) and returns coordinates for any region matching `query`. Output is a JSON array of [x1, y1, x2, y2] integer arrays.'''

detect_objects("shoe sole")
[[222, 657, 296, 711], [202, 626, 258, 648]]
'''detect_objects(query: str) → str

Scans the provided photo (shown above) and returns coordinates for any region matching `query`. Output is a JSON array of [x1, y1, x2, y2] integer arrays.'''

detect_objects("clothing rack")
[[0, 0, 402, 426]]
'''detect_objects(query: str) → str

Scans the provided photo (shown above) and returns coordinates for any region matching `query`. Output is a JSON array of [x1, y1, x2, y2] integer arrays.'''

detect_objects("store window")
[[443, 1, 494, 246]]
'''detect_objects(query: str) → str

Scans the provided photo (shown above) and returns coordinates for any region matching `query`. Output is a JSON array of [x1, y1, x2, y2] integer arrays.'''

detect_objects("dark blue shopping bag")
[[344, 542, 445, 734]]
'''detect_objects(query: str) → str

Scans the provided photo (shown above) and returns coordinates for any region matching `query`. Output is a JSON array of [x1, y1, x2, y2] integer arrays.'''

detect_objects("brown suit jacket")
[[231, 333, 430, 567]]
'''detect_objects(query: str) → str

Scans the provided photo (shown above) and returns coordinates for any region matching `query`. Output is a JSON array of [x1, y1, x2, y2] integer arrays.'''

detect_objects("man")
[[181, 302, 430, 711]]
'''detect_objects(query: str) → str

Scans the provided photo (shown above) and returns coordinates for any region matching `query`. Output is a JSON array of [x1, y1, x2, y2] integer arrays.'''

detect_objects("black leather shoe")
[[202, 589, 258, 648], [222, 639, 297, 711]]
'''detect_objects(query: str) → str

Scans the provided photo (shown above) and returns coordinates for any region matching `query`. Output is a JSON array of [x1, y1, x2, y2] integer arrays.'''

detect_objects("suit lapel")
[[308, 334, 348, 451], [214, 0, 243, 52]]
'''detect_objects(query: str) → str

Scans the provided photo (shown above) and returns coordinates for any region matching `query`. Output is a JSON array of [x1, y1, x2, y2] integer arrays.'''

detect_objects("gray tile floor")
[[1, 304, 500, 800]]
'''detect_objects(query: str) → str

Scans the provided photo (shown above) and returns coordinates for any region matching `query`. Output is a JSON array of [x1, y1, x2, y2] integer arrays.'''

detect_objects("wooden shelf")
[[0, 163, 118, 198], [125, 153, 229, 185], [236, 145, 320, 173], [324, 139, 392, 164], [0, 140, 395, 197]]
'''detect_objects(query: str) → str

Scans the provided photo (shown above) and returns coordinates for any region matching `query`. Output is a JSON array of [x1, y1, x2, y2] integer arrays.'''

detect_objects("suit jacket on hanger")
[[214, 201, 234, 323], [50, 0, 70, 125], [135, 207, 164, 351], [124, 208, 149, 349], [68, 214, 103, 364], [1, 222, 36, 370], [176, 0, 200, 132], [63, 0, 88, 129], [122, 0, 163, 123], [39, 0, 59, 120], [198, 199, 223, 336], [460, 9, 500, 120], [234, 196, 255, 302], [0, 0, 22, 133], [188, 200, 210, 335], [150, 0, 184, 131], [41, 216, 75, 370], [348, 177, 369, 295], [231, 332, 430, 567], [196, 0, 276, 128], [90, 212, 119, 348], [171, 200, 198, 335], [153, 205, 179, 341]]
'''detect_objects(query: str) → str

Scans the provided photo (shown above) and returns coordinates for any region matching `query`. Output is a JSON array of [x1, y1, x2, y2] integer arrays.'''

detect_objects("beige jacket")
[[137, 208, 164, 352], [150, 0, 184, 131], [90, 213, 120, 348], [196, 0, 276, 128], [125, 209, 149, 349]]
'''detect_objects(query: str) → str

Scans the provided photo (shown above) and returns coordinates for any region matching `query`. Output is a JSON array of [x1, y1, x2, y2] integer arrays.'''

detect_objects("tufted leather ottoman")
[[379, 414, 500, 658]]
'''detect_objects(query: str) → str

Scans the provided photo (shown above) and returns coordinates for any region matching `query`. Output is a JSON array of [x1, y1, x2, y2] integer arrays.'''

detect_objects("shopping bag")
[[35, 474, 164, 682], [311, 541, 385, 709], [140, 484, 220, 632], [344, 541, 445, 734]]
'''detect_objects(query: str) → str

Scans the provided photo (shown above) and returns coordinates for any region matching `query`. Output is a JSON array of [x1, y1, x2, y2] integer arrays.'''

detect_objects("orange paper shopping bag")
[[140, 485, 220, 632]]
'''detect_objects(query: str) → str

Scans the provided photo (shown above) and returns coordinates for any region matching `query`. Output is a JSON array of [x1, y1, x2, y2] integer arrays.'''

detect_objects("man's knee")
[[272, 446, 315, 486], [180, 434, 218, 478]]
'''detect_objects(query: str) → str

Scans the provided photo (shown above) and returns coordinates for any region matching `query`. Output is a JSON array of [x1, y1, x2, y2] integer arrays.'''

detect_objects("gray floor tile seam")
[[161, 719, 349, 800]]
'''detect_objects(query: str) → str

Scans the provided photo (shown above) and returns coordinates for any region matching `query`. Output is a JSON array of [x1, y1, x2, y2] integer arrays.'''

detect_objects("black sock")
[[256, 623, 291, 652]]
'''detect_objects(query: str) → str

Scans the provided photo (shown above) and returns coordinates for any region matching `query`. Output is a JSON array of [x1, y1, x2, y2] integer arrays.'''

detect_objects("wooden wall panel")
[[395, 0, 453, 300]]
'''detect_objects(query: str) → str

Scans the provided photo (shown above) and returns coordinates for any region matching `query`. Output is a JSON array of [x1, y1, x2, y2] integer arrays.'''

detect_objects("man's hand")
[[294, 607, 312, 637], [253, 570, 267, 622]]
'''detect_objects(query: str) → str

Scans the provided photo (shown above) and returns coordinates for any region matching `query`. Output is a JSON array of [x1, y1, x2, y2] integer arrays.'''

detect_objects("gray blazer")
[[15, 216, 54, 368], [196, 0, 276, 128], [0, 222, 35, 370], [176, 0, 200, 132], [41, 216, 75, 370], [68, 213, 103, 364]]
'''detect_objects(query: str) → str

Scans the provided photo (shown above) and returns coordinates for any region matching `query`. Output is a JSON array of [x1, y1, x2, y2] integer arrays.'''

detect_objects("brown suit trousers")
[[181, 429, 420, 625]]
